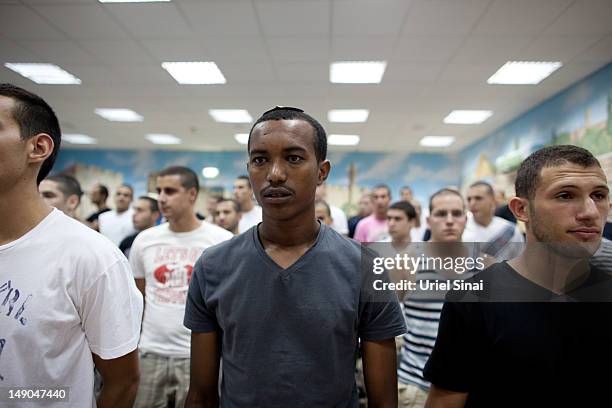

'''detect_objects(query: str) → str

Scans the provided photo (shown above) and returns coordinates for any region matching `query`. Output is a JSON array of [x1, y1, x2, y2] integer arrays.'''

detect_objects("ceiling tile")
[[0, 39, 40, 61], [331, 36, 394, 60], [204, 37, 269, 62], [78, 40, 156, 64], [0, 5, 65, 40], [333, 0, 411, 36], [140, 39, 206, 61], [30, 4, 129, 40], [267, 36, 329, 62], [19, 40, 97, 64], [276, 63, 327, 81], [384, 61, 444, 82], [180, 1, 260, 37], [256, 0, 330, 36], [517, 35, 603, 61], [544, 0, 612, 36], [451, 36, 534, 65], [105, 3, 191, 39], [394, 36, 464, 62], [571, 35, 612, 63], [473, 0, 573, 36], [401, 0, 489, 36], [221, 62, 276, 82]]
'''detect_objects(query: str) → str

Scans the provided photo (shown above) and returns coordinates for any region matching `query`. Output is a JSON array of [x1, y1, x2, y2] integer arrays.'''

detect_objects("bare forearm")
[[184, 388, 219, 408], [97, 377, 139, 408]]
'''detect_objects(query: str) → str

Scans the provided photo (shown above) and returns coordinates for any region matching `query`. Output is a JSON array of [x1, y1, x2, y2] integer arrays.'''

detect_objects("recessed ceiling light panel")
[[328, 134, 360, 146], [62, 134, 97, 144], [419, 136, 455, 147], [235, 133, 249, 145], [444, 110, 493, 125], [95, 108, 144, 122], [145, 134, 182, 145], [4, 63, 81, 84], [328, 109, 369, 123], [209, 109, 252, 123], [487, 61, 562, 85], [330, 61, 386, 84], [162, 61, 226, 84]]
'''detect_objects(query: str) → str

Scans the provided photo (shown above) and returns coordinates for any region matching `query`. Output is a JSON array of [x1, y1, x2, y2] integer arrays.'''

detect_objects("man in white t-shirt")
[[463, 181, 524, 260], [99, 184, 136, 246], [0, 83, 143, 407], [315, 182, 349, 235], [130, 166, 232, 408], [234, 175, 262, 233]]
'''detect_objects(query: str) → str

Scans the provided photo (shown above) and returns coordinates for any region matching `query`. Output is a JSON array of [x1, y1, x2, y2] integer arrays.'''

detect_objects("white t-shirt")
[[238, 205, 262, 233], [330, 205, 349, 235], [0, 209, 143, 407], [99, 208, 136, 246], [130, 221, 233, 357], [462, 215, 524, 260]]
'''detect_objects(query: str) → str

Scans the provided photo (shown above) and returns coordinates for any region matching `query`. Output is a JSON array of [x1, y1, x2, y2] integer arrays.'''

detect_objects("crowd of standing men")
[[1, 82, 611, 408]]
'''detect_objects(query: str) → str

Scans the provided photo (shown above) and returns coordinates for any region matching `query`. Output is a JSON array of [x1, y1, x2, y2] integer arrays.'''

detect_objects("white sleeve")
[[81, 259, 143, 359], [129, 235, 145, 279], [332, 206, 349, 235], [511, 225, 525, 242]]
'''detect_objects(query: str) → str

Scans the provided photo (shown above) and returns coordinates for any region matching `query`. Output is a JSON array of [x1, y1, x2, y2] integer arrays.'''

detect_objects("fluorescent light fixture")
[[202, 167, 219, 179], [487, 61, 562, 85], [4, 63, 81, 85], [145, 134, 182, 145], [420, 136, 455, 147], [330, 61, 386, 84], [209, 109, 252, 123], [235, 133, 249, 145], [99, 0, 170, 3], [444, 110, 493, 125], [95, 108, 144, 122], [328, 109, 369, 123], [328, 134, 360, 146], [62, 134, 97, 144], [161, 61, 226, 85]]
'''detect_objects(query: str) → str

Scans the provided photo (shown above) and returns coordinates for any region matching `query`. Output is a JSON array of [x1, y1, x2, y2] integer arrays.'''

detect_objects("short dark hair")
[[118, 184, 133, 196], [400, 186, 412, 194], [45, 174, 83, 201], [0, 83, 61, 184], [97, 184, 109, 200], [236, 175, 252, 189], [248, 107, 327, 162], [389, 201, 416, 220], [429, 188, 464, 213], [137, 195, 159, 213], [158, 166, 200, 193], [373, 184, 392, 198], [219, 198, 241, 213], [469, 181, 494, 196], [516, 145, 601, 200], [314, 200, 331, 217]]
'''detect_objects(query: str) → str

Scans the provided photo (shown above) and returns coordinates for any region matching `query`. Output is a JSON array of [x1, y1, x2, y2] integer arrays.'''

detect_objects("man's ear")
[[508, 196, 529, 224], [67, 194, 80, 212], [317, 160, 331, 185], [28, 133, 54, 165]]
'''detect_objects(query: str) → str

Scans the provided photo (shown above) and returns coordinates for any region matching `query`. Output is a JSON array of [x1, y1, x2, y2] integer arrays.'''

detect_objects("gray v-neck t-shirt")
[[184, 223, 406, 407]]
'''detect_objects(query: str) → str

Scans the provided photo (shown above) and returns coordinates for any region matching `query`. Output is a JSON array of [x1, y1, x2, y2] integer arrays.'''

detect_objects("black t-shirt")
[[85, 208, 111, 223], [423, 261, 612, 407]]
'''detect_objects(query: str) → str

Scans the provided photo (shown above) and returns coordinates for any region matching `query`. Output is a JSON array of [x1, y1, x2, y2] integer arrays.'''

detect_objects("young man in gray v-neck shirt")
[[184, 107, 405, 407]]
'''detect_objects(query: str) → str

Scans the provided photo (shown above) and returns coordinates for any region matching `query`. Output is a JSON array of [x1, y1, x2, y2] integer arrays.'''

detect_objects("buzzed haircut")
[[119, 184, 134, 196], [0, 83, 61, 184], [158, 166, 200, 193], [314, 200, 331, 217], [220, 198, 242, 213], [97, 184, 109, 200], [248, 107, 327, 162], [516, 145, 601, 200], [389, 201, 416, 220], [400, 186, 412, 194], [46, 174, 83, 200], [138, 195, 159, 213], [429, 188, 465, 214], [374, 184, 392, 198], [236, 175, 252, 189], [469, 181, 494, 197]]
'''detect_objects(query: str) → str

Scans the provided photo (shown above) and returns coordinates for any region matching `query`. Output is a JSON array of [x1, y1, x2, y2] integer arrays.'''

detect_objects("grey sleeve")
[[184, 256, 220, 333]]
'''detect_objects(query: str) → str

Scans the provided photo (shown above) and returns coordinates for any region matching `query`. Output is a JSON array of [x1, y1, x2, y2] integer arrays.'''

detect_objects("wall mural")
[[460, 62, 612, 194]]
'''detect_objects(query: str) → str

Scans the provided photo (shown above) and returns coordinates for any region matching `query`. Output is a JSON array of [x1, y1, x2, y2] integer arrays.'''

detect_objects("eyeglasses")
[[262, 106, 304, 115]]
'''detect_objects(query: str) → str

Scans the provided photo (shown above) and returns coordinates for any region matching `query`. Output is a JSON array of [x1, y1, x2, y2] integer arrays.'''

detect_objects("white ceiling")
[[1, 0, 611, 153]]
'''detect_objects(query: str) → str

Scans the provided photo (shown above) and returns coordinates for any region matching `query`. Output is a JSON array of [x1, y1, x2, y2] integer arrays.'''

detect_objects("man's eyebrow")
[[248, 149, 268, 156], [552, 183, 610, 192], [283, 146, 308, 154]]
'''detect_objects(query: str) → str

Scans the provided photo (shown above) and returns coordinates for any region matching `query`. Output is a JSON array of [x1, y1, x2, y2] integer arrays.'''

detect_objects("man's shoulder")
[[492, 216, 517, 230], [201, 221, 234, 242]]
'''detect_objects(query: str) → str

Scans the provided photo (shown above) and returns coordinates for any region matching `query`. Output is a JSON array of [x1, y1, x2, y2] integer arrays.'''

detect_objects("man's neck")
[[241, 200, 254, 212], [508, 244, 591, 295], [374, 210, 387, 221], [97, 203, 108, 211], [0, 184, 52, 245], [392, 234, 411, 249], [168, 212, 202, 233], [476, 215, 493, 227], [259, 211, 319, 248]]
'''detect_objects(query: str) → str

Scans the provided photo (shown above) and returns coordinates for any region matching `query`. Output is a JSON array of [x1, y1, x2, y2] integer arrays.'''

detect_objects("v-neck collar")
[[252, 221, 327, 278]]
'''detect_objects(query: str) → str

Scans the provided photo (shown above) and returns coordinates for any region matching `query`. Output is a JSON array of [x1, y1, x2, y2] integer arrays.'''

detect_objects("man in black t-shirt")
[[424, 145, 611, 408]]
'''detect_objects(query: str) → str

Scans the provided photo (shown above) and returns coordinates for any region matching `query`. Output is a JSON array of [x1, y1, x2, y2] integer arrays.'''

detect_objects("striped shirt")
[[398, 268, 477, 389]]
